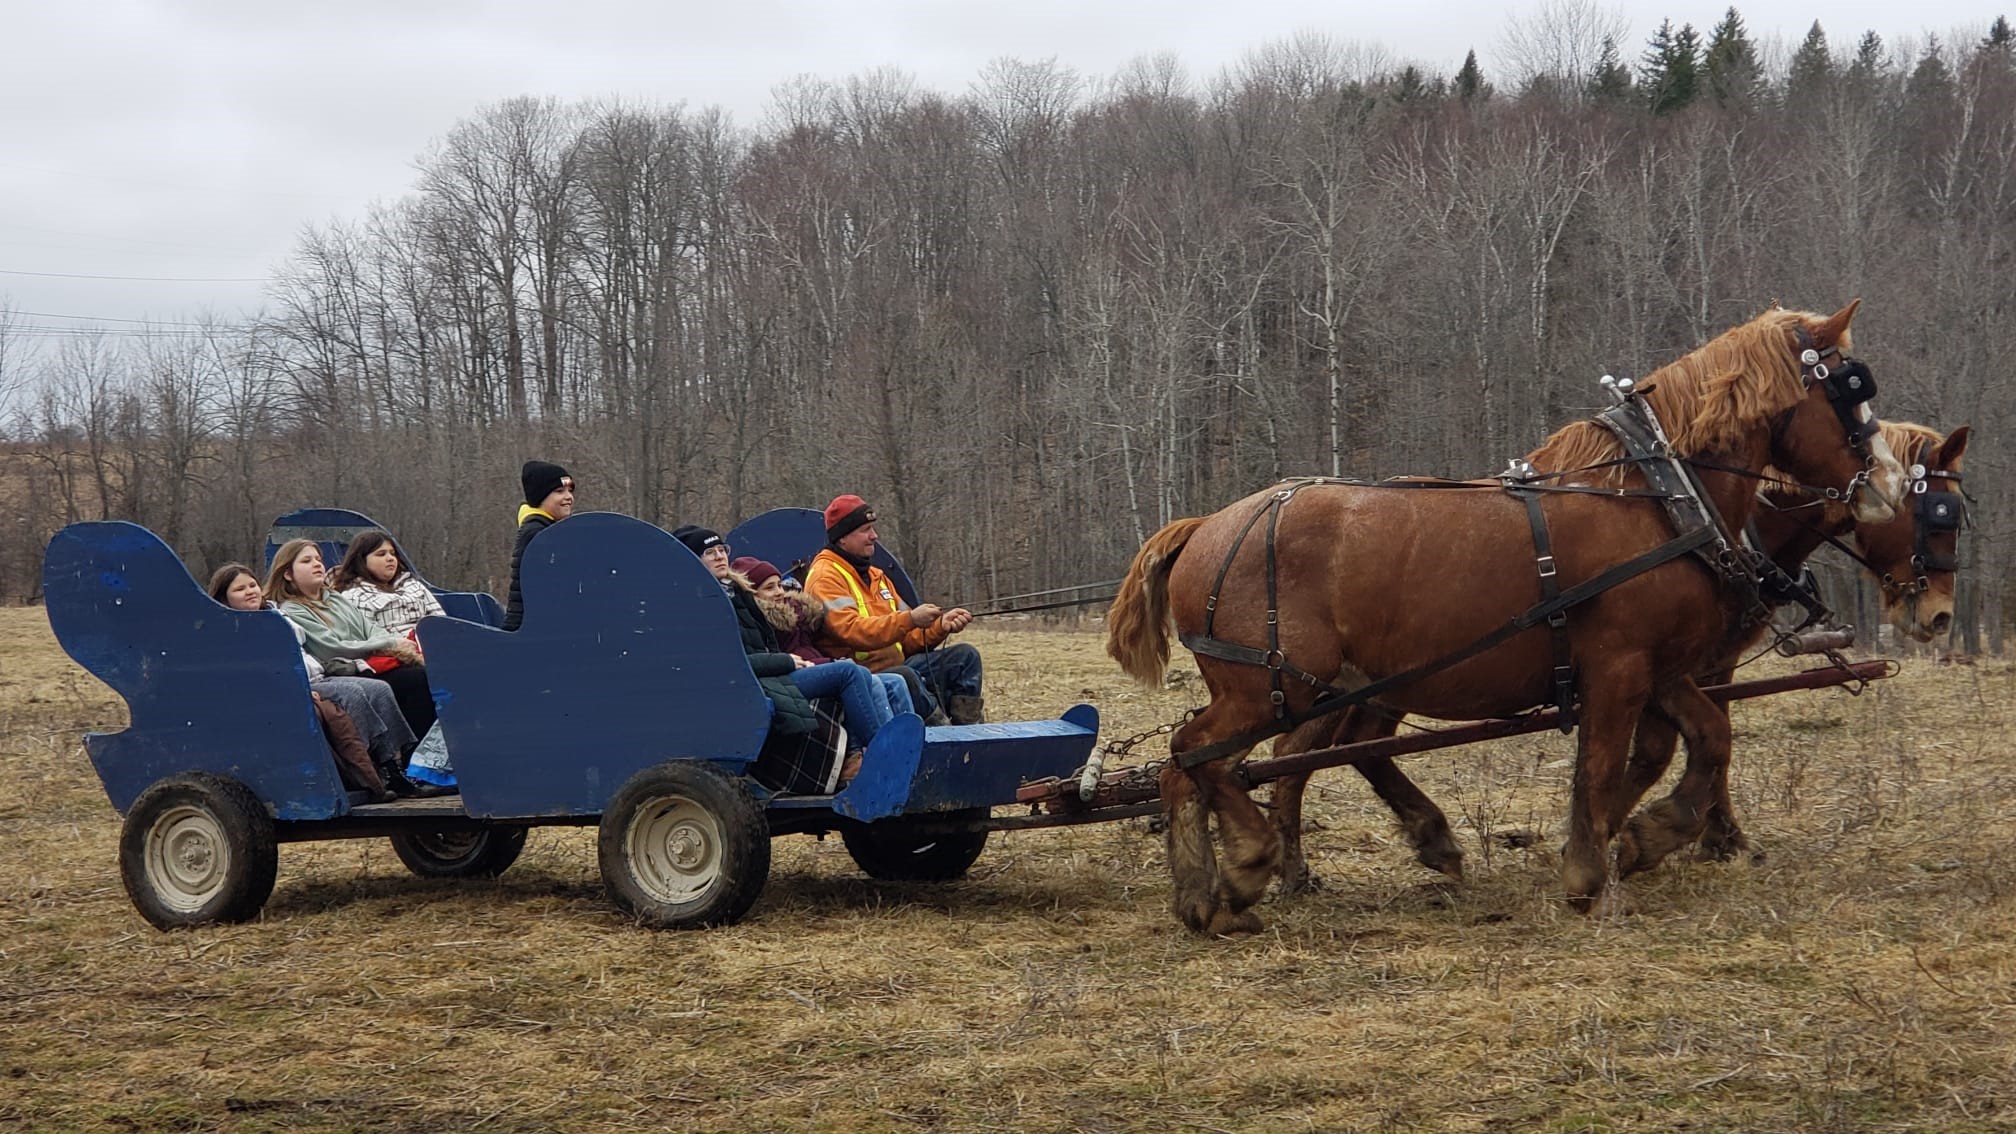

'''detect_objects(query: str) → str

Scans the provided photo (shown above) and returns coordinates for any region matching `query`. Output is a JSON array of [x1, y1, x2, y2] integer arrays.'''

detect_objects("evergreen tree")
[[1391, 65, 1429, 104], [1640, 20, 1701, 115], [1848, 30, 1888, 83], [1984, 15, 2014, 54], [1787, 21, 1833, 96], [1704, 7, 1762, 108], [1907, 37, 1955, 108], [1976, 15, 2014, 73], [1586, 35, 1634, 103], [1453, 49, 1491, 102]]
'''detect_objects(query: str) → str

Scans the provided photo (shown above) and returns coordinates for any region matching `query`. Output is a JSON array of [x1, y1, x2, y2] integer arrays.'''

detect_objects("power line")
[[0, 267, 270, 283], [13, 309, 252, 328]]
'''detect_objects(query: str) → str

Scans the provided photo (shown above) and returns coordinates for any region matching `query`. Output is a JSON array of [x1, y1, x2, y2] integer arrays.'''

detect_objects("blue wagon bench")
[[43, 509, 1098, 931]]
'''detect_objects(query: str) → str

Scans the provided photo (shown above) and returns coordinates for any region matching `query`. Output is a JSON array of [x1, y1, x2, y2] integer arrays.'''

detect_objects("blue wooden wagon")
[[44, 509, 1098, 930]]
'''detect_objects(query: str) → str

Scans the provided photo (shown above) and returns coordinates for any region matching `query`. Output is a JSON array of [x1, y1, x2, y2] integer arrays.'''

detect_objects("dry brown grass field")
[[3, 606, 2014, 1132]]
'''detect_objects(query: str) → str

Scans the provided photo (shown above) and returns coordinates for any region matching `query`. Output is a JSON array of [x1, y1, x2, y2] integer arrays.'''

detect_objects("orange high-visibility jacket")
[[804, 548, 947, 672]]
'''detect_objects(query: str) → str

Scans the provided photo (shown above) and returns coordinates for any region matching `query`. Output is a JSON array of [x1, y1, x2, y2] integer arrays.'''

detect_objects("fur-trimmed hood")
[[758, 587, 827, 634]]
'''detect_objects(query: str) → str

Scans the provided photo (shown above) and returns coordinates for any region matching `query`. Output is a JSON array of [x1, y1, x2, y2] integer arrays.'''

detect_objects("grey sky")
[[1, 0, 2002, 339]]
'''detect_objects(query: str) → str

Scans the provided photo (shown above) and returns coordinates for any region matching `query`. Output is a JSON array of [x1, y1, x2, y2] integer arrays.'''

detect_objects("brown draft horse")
[[1107, 303, 1906, 934], [1266, 420, 1971, 895]]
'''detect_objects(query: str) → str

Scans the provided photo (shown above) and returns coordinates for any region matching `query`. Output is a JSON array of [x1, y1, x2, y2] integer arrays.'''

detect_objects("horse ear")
[[1934, 425, 1970, 468], [1813, 298, 1862, 349]]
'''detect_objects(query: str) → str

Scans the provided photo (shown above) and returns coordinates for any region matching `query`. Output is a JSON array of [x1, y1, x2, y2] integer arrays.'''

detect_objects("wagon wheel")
[[119, 773, 278, 930], [388, 828, 528, 879], [841, 808, 989, 882], [598, 761, 769, 930]]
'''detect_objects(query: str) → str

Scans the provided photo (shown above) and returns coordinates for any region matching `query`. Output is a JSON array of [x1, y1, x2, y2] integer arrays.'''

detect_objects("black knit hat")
[[522, 460, 573, 506], [671, 524, 723, 556]]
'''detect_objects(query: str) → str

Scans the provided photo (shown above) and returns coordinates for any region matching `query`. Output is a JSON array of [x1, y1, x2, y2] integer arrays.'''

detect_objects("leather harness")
[[1169, 357, 1881, 772]]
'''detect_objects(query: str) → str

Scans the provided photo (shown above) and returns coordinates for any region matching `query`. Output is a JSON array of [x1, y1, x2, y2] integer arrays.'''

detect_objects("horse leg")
[[1268, 716, 1335, 896], [1271, 770, 1319, 895], [1359, 757, 1465, 879], [1158, 761, 1224, 933], [1194, 754, 1281, 931], [1354, 733, 1463, 880], [1616, 707, 1680, 830], [1615, 678, 1729, 878], [1692, 669, 1757, 864], [1562, 668, 1651, 912], [1165, 703, 1276, 935]]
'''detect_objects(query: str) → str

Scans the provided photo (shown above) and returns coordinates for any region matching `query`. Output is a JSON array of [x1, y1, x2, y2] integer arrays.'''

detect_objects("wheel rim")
[[411, 831, 484, 863], [625, 795, 723, 905], [146, 805, 230, 912]]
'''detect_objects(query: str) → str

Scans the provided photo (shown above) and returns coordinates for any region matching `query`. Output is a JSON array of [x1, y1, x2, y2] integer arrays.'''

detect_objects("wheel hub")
[[148, 805, 229, 911], [626, 796, 722, 904]]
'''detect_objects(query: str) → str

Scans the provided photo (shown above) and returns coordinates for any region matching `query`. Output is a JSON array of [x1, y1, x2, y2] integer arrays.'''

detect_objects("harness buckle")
[[1547, 611, 1568, 629], [1536, 554, 1557, 579], [1269, 689, 1286, 707]]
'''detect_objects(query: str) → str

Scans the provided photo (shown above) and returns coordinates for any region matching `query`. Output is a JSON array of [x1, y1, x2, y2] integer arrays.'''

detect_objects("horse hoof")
[[1278, 871, 1323, 897], [1207, 908, 1264, 936], [1417, 842, 1465, 881]]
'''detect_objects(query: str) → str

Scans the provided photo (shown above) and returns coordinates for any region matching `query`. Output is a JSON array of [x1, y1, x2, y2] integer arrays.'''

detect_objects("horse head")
[[1850, 425, 1971, 641], [1767, 301, 1906, 525]]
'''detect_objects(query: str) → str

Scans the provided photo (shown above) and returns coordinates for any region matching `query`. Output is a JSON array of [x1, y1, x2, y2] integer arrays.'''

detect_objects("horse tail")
[[1108, 516, 1208, 687]]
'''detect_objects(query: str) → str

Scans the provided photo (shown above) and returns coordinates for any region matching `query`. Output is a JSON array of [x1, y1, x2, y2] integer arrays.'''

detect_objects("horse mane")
[[1527, 307, 1835, 483], [1874, 420, 1942, 466]]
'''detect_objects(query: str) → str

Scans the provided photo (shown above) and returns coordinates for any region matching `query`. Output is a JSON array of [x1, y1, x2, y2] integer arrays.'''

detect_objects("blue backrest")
[[419, 512, 773, 819], [265, 508, 504, 628], [725, 507, 920, 606], [43, 522, 346, 819]]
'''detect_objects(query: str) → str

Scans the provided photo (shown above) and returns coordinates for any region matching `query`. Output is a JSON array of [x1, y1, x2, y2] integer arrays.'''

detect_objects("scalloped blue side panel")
[[43, 522, 345, 820], [421, 512, 774, 818]]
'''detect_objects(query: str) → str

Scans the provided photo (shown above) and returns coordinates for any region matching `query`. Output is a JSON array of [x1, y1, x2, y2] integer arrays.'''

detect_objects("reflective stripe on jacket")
[[804, 548, 944, 673]]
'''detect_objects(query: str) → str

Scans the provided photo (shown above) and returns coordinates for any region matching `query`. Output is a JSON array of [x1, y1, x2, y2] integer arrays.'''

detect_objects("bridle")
[[1900, 461, 1969, 594], [1761, 456, 1969, 600], [1792, 336, 1889, 513]]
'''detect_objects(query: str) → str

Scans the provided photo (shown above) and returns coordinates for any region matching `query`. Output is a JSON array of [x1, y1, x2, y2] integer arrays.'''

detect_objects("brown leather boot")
[[947, 695, 985, 725]]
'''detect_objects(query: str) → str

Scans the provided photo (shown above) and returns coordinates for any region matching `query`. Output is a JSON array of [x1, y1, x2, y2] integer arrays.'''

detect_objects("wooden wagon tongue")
[[1018, 660, 1895, 816]]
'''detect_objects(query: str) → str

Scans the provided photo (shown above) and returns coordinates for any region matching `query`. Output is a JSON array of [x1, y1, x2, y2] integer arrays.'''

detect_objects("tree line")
[[2, 7, 2010, 652]]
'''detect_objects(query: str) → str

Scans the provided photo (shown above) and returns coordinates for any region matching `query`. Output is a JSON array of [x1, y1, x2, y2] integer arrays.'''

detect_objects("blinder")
[[1802, 350, 1882, 449], [1910, 464, 1968, 574]]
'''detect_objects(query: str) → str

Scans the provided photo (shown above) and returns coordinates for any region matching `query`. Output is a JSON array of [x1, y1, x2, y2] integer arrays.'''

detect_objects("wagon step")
[[1020, 660, 1896, 815]]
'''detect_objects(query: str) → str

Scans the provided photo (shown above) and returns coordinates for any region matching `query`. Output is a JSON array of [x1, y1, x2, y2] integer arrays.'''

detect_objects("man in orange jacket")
[[804, 494, 986, 724]]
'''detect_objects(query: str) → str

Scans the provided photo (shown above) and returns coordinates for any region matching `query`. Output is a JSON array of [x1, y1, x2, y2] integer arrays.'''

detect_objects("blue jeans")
[[906, 643, 982, 708], [789, 661, 893, 745], [876, 673, 914, 719]]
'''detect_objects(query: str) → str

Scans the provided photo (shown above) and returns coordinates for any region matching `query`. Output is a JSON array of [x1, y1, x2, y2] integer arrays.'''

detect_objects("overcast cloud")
[[1, 0, 2002, 336]]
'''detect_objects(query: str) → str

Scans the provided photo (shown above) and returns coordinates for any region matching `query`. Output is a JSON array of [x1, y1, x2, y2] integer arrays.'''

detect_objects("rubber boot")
[[948, 695, 986, 725]]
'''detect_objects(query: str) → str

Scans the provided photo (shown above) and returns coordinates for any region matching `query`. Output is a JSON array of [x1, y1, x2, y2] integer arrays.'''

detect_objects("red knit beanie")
[[824, 494, 875, 540]]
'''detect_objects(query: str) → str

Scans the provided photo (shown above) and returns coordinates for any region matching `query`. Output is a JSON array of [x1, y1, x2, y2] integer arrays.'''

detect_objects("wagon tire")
[[842, 809, 989, 882], [598, 762, 769, 930], [119, 773, 278, 930], [389, 828, 528, 879]]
